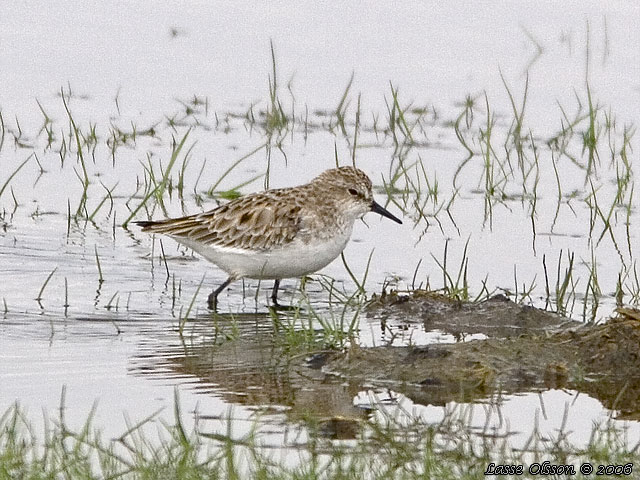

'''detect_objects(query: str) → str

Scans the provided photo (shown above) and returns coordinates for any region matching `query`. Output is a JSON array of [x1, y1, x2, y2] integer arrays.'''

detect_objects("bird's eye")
[[348, 188, 359, 196]]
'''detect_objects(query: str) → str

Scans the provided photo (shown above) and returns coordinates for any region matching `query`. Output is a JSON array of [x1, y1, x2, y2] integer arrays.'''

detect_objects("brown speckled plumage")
[[136, 166, 401, 309], [138, 166, 375, 251]]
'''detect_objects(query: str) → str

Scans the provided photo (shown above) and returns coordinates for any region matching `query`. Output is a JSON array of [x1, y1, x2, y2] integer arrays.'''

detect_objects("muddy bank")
[[131, 293, 640, 441], [318, 293, 640, 418], [366, 291, 580, 338]]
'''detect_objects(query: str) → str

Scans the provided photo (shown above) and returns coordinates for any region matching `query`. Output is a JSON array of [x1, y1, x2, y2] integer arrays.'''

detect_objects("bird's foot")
[[268, 300, 297, 312], [207, 292, 218, 311]]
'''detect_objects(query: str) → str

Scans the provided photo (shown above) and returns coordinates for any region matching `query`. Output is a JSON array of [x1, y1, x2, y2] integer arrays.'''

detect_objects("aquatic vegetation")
[[0, 394, 637, 480], [0, 16, 638, 478]]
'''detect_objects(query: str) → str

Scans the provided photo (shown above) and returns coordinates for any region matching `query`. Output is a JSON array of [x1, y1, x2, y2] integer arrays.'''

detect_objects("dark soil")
[[132, 293, 640, 441], [319, 293, 640, 419]]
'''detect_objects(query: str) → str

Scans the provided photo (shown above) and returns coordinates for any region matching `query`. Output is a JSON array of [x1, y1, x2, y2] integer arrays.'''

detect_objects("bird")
[[136, 166, 402, 309]]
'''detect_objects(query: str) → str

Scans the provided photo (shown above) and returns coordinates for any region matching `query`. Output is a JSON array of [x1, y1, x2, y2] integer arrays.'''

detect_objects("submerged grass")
[[0, 40, 637, 325], [61, 88, 90, 217], [0, 155, 31, 202], [1, 395, 638, 480], [122, 129, 191, 227], [1, 37, 640, 479], [264, 40, 289, 137], [35, 267, 57, 306]]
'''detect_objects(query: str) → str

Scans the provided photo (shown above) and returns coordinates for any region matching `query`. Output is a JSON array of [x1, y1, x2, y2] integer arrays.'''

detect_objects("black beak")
[[371, 200, 402, 224]]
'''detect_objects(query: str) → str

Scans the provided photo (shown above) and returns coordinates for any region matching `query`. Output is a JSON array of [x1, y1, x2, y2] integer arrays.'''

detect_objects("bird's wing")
[[138, 191, 303, 250]]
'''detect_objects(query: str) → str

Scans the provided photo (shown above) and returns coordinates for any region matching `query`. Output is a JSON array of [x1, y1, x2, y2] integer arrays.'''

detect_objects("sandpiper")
[[136, 166, 402, 309]]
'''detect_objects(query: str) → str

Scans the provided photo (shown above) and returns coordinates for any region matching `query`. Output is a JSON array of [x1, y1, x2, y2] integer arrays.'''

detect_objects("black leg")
[[207, 276, 234, 310], [270, 279, 281, 307]]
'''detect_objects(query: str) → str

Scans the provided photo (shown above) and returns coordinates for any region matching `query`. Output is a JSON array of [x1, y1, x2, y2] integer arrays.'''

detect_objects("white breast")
[[173, 226, 353, 280]]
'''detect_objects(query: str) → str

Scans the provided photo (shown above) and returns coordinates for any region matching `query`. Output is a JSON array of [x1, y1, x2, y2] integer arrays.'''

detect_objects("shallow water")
[[1, 0, 639, 460]]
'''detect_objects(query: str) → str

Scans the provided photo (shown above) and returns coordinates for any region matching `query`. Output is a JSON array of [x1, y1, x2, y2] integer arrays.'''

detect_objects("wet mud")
[[132, 293, 640, 442], [325, 293, 640, 419]]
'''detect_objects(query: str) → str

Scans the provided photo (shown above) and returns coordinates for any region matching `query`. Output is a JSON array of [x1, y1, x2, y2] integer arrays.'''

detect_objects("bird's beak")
[[371, 200, 402, 224]]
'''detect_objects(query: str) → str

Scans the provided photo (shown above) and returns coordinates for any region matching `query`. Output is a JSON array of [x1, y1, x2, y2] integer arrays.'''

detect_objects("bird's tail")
[[135, 216, 202, 237], [135, 220, 166, 232]]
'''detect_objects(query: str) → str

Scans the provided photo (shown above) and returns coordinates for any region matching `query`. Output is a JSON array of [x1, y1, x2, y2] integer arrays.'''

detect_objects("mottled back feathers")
[[139, 190, 302, 250], [138, 166, 375, 251]]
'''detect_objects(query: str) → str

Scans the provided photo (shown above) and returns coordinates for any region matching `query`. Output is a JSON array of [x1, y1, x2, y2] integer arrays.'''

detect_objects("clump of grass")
[[384, 83, 424, 156], [264, 40, 288, 136], [542, 250, 578, 317], [61, 88, 91, 217], [0, 45, 637, 327], [334, 72, 354, 136], [122, 129, 191, 227], [1, 393, 639, 480], [431, 238, 470, 301]]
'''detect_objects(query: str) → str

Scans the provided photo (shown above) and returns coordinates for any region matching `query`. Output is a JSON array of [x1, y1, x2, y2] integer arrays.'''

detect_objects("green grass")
[[0, 39, 636, 326], [0, 155, 31, 201], [0, 41, 639, 479], [0, 30, 638, 478], [1, 395, 638, 480]]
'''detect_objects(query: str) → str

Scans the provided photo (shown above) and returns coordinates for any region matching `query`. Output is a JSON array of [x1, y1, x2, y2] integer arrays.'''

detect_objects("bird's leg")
[[207, 276, 234, 310], [270, 279, 281, 307]]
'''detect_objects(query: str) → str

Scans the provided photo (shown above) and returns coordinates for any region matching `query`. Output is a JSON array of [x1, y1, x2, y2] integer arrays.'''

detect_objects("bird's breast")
[[173, 226, 353, 280]]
